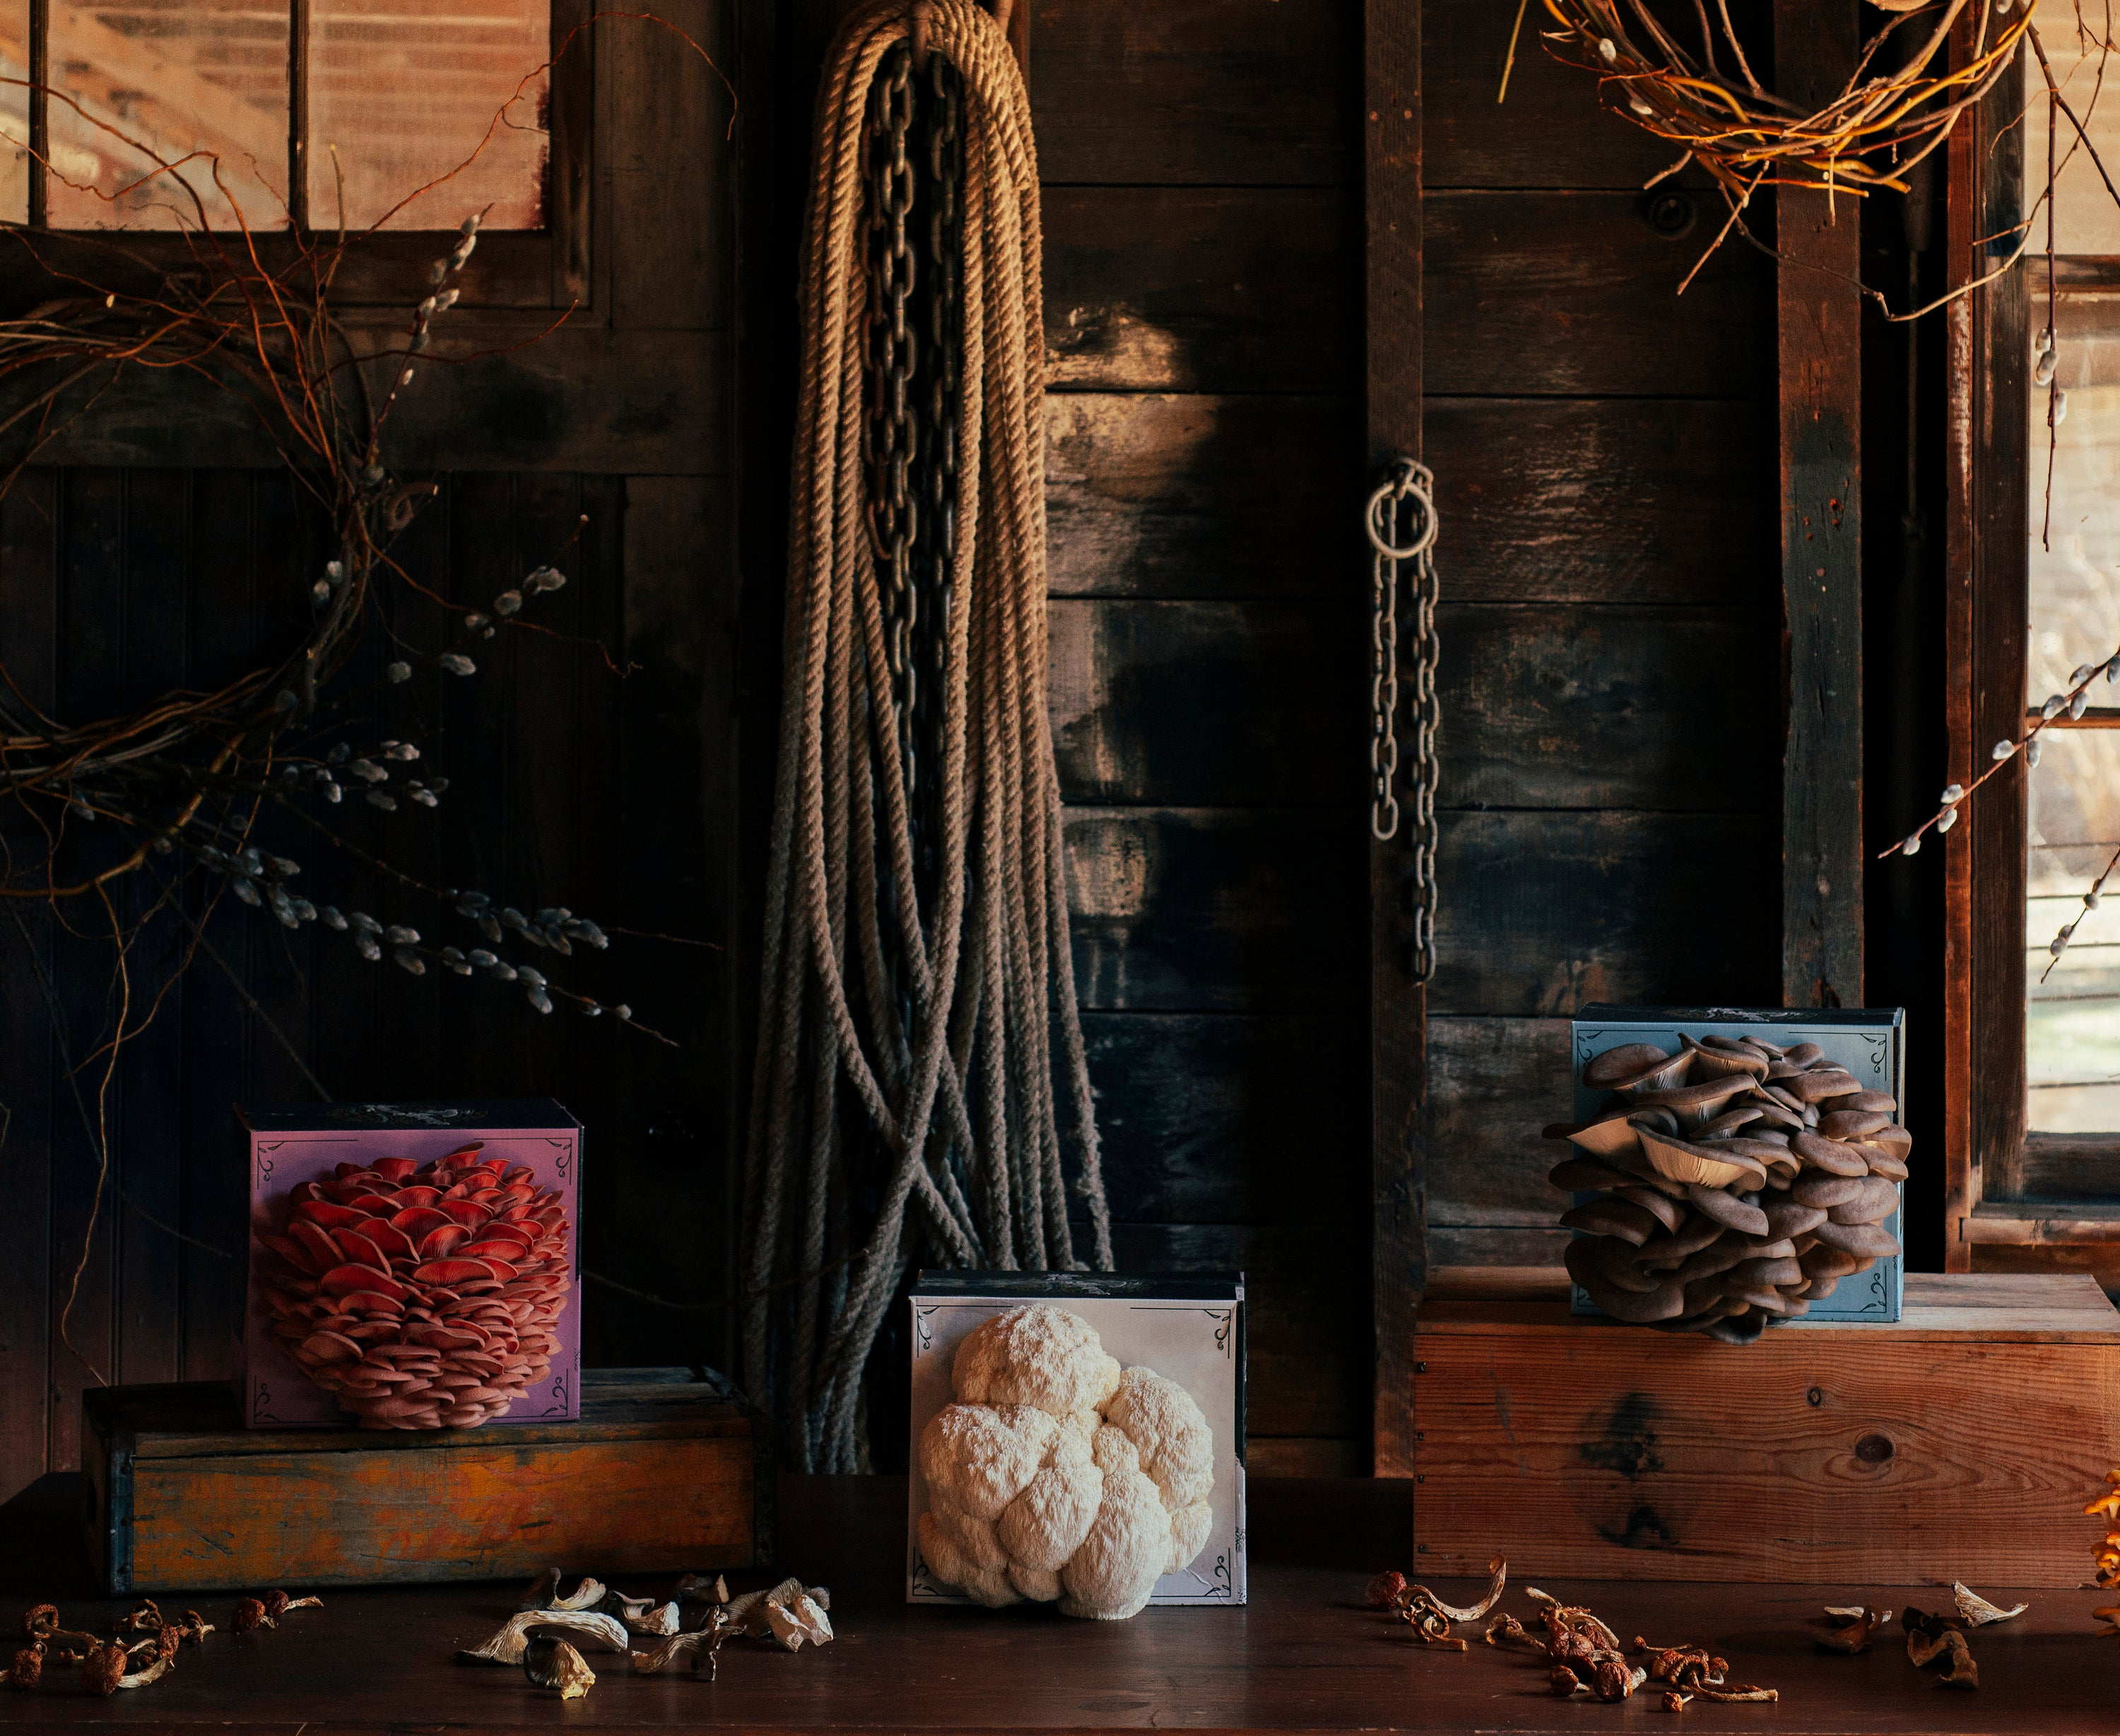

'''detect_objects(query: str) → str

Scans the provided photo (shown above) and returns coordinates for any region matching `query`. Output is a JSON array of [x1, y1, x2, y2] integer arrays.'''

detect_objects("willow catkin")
[[742, 0, 1112, 1474]]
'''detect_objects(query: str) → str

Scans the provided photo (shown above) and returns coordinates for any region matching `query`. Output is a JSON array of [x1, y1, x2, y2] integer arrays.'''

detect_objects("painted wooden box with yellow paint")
[[1413, 1272, 2120, 1586], [83, 1369, 770, 1594]]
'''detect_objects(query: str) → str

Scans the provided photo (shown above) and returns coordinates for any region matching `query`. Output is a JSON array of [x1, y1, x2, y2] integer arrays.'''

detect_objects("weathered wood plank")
[[1425, 0, 1680, 190], [1425, 191, 1774, 398], [1047, 599, 1359, 807], [1044, 394, 1355, 601], [1045, 396, 1778, 608], [603, 0, 736, 332], [1110, 1222, 1366, 1443], [1427, 1225, 1571, 1271], [11, 330, 732, 474], [1426, 1015, 1572, 1230], [1082, 1012, 1364, 1227], [1030, 0, 1356, 188], [1435, 604, 1780, 810], [1425, 398, 1777, 603], [1368, 0, 1427, 1481], [1432, 810, 1782, 1017], [114, 471, 191, 1393], [1044, 188, 1359, 395], [1064, 807, 1365, 1013], [1248, 1437, 1365, 1477], [0, 469, 57, 1503], [47, 468, 126, 1473], [1415, 1278, 2120, 1584], [594, 474, 736, 1371], [1776, 0, 1864, 1010]]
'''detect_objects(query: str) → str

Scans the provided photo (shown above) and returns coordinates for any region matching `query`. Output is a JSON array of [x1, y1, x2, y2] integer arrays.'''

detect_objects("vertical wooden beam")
[[1942, 28, 2028, 1247], [1365, 0, 1423, 1480], [1776, 0, 1864, 1010]]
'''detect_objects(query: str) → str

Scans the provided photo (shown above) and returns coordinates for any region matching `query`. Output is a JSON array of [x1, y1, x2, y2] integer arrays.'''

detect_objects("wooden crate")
[[83, 1369, 771, 1594], [1413, 1272, 2120, 1585]]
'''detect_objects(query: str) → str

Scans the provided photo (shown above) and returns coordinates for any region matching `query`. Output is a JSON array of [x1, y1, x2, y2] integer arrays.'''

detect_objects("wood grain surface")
[[7, 1472, 2120, 1733], [1415, 1274, 2120, 1585]]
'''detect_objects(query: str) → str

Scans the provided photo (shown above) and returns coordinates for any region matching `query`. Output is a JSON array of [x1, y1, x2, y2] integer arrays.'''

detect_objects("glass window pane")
[[306, 0, 546, 231], [2029, 728, 2120, 1131], [2027, 29, 2120, 259], [2030, 304, 2120, 709], [47, 0, 289, 229], [0, 0, 27, 222]]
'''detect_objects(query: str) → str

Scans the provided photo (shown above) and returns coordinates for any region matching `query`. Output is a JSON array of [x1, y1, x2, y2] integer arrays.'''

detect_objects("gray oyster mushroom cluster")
[[1554, 1035, 1908, 1343]]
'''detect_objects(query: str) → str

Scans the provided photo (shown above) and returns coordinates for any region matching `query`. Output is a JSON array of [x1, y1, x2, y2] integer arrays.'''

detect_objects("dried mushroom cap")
[[80, 1642, 129, 1696], [6, 1643, 42, 1691], [1952, 1583, 2027, 1626], [458, 1610, 632, 1666], [523, 1636, 596, 1700]]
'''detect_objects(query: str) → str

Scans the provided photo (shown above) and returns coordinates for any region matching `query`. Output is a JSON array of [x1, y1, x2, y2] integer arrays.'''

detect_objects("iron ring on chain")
[[1366, 459, 1438, 561]]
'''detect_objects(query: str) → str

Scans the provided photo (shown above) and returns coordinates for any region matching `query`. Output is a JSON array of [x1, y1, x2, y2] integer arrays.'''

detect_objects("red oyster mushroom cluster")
[[258, 1145, 570, 1428]]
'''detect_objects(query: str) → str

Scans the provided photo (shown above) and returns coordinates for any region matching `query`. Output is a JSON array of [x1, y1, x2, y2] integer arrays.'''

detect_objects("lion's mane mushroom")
[[1555, 1037, 1908, 1340], [917, 1304, 1215, 1621]]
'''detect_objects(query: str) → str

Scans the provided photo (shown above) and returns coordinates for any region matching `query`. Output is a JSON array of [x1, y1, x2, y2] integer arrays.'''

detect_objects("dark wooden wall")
[[0, 0, 740, 1503], [1418, 3, 1783, 1272], [1033, 0, 1368, 1475], [0, 0, 1798, 1501]]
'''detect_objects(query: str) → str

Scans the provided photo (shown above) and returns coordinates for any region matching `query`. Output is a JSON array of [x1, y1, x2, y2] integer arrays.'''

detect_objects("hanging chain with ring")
[[1367, 458, 1440, 983]]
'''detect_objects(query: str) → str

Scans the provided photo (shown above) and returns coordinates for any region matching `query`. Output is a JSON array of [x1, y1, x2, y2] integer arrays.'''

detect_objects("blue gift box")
[[1568, 1005, 1905, 1324]]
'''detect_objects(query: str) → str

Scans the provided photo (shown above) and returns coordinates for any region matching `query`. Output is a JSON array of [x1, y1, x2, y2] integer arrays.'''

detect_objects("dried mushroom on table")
[[1556, 1035, 1907, 1340]]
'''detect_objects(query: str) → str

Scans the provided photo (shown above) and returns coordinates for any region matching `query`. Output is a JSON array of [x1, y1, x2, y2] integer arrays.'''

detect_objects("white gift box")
[[905, 1271, 1247, 1607]]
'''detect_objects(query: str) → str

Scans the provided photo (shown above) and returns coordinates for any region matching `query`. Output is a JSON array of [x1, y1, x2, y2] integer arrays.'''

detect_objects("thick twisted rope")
[[743, 0, 1112, 1473]]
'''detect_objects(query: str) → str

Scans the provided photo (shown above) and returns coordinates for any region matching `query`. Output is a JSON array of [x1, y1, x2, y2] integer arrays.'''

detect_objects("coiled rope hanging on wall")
[[743, 0, 1112, 1473]]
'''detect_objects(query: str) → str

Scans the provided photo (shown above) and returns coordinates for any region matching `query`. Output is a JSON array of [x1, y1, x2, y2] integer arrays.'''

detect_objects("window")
[[6, 0, 551, 231], [1948, 27, 2120, 1258]]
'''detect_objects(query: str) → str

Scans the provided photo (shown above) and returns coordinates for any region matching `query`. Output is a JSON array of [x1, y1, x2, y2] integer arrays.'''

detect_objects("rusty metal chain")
[[1367, 459, 1439, 981], [913, 49, 962, 906], [861, 39, 964, 934], [863, 45, 921, 787]]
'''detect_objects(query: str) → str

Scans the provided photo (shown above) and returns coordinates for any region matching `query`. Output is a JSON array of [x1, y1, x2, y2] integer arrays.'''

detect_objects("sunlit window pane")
[[0, 0, 28, 222], [305, 0, 546, 231], [47, 0, 289, 229], [2027, 29, 2120, 259], [2029, 729, 2120, 1131]]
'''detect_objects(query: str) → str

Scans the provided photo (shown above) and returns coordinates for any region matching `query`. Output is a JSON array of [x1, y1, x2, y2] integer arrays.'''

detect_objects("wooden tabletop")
[[3, 1469, 2117, 1733]]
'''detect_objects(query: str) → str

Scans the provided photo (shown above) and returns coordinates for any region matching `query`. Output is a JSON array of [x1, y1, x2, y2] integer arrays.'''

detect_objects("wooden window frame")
[[2, 0, 590, 312], [1942, 22, 2120, 1260]]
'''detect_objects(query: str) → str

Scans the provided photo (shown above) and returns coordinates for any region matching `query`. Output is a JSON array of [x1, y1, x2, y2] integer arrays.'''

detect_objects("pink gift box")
[[236, 1101, 583, 1429]]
